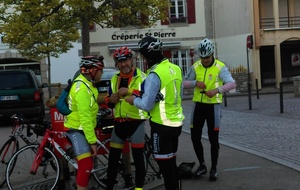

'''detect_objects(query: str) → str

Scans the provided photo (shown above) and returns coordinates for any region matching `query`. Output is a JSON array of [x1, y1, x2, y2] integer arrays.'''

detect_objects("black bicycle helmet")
[[138, 36, 164, 67]]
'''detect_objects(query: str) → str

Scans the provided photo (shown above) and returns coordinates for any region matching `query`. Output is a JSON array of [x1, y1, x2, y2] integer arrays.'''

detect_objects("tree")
[[0, 0, 169, 91], [64, 0, 170, 55], [0, 0, 169, 55], [0, 0, 80, 97]]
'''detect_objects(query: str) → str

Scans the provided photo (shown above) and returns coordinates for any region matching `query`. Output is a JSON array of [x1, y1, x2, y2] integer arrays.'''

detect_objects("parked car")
[[0, 69, 48, 120], [70, 67, 119, 99], [96, 67, 119, 127], [97, 67, 119, 95]]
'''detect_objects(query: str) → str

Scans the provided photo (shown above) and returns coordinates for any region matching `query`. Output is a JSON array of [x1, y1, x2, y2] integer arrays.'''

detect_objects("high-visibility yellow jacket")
[[64, 74, 98, 144], [148, 59, 185, 127], [192, 59, 225, 104], [110, 68, 148, 120]]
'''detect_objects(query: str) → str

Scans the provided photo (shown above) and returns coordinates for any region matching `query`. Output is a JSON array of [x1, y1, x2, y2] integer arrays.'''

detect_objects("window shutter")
[[161, 7, 170, 25], [89, 22, 95, 31], [163, 50, 172, 58], [141, 13, 149, 25], [161, 19, 170, 25], [112, 15, 119, 27], [187, 0, 196, 24]]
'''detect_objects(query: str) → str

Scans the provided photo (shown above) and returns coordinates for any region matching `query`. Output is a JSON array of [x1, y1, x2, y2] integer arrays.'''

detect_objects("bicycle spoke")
[[144, 134, 161, 177], [0, 138, 19, 187], [93, 153, 132, 189], [5, 145, 59, 190]]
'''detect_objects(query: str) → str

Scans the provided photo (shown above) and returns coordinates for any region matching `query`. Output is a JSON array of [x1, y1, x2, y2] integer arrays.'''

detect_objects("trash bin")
[[292, 76, 300, 97]]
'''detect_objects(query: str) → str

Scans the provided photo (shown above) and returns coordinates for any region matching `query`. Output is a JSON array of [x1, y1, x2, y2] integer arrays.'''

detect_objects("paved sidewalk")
[[148, 89, 300, 189], [3, 86, 299, 190], [150, 132, 300, 190]]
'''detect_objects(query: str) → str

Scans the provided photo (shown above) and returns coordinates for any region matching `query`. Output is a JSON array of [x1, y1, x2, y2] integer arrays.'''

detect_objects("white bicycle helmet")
[[198, 38, 214, 57], [79, 56, 104, 68], [79, 56, 104, 74]]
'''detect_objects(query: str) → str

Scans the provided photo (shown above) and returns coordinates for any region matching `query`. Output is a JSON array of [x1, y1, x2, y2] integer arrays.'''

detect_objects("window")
[[170, 0, 186, 23], [0, 73, 33, 89], [170, 50, 191, 76], [112, 11, 148, 28], [161, 0, 195, 25], [136, 50, 191, 76]]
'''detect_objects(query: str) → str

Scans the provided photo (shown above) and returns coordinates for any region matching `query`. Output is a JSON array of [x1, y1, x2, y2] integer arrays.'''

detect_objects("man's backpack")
[[56, 79, 96, 116], [56, 79, 73, 115]]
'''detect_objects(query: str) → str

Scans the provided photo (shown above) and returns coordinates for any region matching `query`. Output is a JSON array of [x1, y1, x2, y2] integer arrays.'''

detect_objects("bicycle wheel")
[[93, 153, 131, 189], [5, 144, 60, 190], [144, 134, 161, 176], [0, 138, 19, 188], [93, 153, 109, 188]]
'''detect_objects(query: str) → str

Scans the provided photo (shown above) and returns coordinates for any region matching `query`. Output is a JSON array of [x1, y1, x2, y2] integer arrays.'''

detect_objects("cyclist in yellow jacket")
[[183, 38, 236, 181], [64, 56, 104, 190], [126, 36, 185, 190], [105, 46, 148, 190]]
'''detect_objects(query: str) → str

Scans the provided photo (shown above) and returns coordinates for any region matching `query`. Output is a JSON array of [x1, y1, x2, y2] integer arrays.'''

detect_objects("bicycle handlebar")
[[27, 121, 51, 137], [97, 108, 112, 119], [10, 114, 51, 137]]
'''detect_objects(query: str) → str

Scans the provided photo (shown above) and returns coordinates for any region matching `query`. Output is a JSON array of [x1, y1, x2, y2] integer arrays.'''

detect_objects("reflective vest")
[[148, 59, 184, 127], [110, 68, 148, 119], [192, 59, 224, 104], [64, 75, 98, 144]]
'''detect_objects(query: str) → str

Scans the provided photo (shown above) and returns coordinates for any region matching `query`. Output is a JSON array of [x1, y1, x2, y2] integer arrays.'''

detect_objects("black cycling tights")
[[156, 157, 181, 190], [106, 147, 145, 190], [191, 102, 220, 168], [150, 121, 182, 190]]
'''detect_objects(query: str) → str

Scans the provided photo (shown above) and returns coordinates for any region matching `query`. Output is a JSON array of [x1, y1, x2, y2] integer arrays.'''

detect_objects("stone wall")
[[232, 73, 249, 93], [182, 72, 249, 95], [292, 76, 300, 97]]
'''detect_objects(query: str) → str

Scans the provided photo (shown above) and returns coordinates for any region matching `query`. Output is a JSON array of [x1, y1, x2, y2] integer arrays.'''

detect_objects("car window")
[[101, 70, 118, 79], [0, 72, 34, 90], [102, 70, 118, 80]]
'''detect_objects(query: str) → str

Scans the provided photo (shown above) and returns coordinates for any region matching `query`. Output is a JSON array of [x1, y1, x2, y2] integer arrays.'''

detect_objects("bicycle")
[[5, 109, 161, 190], [143, 133, 160, 177], [0, 114, 50, 188]]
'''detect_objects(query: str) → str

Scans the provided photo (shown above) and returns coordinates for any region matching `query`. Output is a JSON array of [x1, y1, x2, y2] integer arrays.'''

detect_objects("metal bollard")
[[223, 92, 227, 107], [256, 79, 259, 99], [247, 82, 252, 110], [280, 82, 283, 113]]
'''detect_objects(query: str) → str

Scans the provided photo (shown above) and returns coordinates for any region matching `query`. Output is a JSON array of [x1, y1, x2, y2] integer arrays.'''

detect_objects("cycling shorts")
[[110, 120, 145, 149], [65, 130, 90, 158]]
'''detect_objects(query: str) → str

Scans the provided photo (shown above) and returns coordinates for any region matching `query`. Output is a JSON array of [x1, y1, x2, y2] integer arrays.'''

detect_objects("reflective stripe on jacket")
[[148, 59, 184, 127], [192, 59, 224, 104], [64, 75, 98, 144], [110, 68, 148, 120]]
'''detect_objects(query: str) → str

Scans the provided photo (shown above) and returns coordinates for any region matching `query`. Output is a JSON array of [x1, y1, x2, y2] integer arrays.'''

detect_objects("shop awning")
[[108, 41, 181, 51]]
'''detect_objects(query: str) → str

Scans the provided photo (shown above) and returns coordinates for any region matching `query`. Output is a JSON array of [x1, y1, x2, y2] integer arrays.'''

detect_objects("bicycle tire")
[[92, 153, 110, 188], [144, 134, 161, 176], [5, 144, 60, 190], [93, 150, 131, 189], [143, 150, 149, 173], [0, 138, 19, 188]]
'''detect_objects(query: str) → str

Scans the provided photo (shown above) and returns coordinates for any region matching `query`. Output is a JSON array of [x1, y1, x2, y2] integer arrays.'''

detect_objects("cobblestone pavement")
[[2, 89, 300, 190], [181, 92, 300, 171]]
